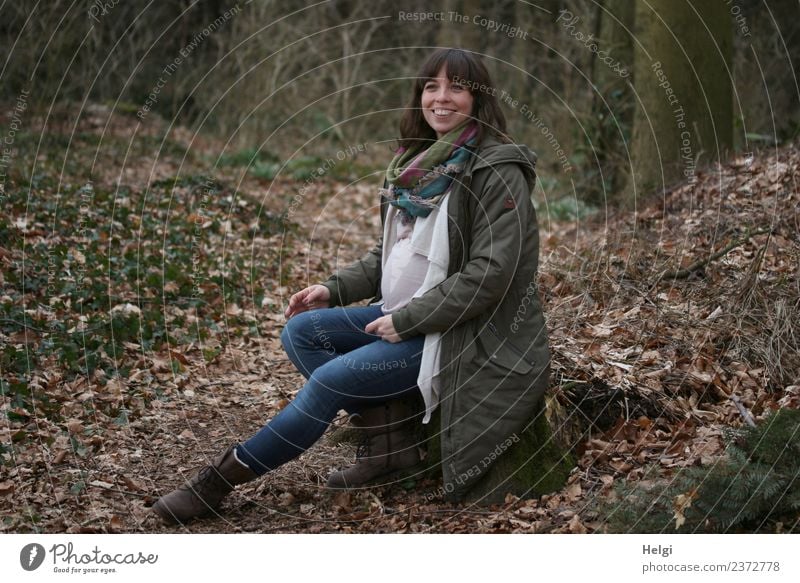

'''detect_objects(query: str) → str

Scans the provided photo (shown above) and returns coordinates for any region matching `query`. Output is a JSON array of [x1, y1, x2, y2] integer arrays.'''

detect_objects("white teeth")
[[433, 109, 453, 116]]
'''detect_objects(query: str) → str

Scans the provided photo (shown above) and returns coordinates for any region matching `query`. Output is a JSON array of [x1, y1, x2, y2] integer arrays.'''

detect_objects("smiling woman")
[[421, 73, 474, 138], [398, 49, 510, 152], [152, 48, 551, 524]]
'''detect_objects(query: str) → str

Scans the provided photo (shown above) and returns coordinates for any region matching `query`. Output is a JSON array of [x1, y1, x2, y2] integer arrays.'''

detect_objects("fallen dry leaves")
[[1, 105, 798, 533]]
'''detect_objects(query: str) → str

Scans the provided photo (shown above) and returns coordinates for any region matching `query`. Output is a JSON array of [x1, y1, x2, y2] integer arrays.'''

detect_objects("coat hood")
[[466, 139, 537, 192], [468, 139, 537, 175]]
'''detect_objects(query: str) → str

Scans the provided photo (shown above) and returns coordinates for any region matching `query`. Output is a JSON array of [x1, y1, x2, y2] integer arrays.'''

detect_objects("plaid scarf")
[[382, 121, 477, 222]]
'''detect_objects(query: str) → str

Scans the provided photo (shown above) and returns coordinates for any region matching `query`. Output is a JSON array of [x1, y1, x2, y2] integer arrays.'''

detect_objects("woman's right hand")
[[284, 285, 331, 319]]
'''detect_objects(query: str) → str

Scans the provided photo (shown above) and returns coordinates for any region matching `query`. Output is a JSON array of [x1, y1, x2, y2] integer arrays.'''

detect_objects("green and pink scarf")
[[382, 121, 478, 221]]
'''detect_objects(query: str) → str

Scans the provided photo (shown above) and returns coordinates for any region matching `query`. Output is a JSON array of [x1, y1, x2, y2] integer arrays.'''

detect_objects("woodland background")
[[1, 0, 799, 533]]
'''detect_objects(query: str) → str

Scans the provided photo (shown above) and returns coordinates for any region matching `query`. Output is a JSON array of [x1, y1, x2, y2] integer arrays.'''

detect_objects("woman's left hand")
[[365, 315, 402, 343]]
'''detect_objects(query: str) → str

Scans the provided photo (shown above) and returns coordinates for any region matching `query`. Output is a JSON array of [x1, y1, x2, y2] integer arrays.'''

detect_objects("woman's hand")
[[284, 285, 331, 319], [365, 314, 402, 343]]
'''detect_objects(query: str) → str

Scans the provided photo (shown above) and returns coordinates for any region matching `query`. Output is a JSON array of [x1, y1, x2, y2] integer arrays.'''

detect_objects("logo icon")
[[20, 543, 46, 571]]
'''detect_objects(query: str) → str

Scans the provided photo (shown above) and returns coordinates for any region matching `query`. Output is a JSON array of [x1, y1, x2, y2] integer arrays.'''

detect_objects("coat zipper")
[[444, 168, 474, 443]]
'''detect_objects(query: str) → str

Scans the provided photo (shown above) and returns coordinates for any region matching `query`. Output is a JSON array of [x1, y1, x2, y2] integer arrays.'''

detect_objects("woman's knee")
[[281, 311, 314, 351], [280, 319, 293, 351]]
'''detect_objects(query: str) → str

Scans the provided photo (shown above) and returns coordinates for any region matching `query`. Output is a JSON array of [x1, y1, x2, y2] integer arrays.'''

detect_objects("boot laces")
[[354, 432, 370, 461], [181, 464, 227, 499]]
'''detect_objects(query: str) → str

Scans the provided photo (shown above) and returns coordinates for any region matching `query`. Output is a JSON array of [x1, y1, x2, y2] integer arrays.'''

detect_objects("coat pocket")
[[475, 322, 534, 375]]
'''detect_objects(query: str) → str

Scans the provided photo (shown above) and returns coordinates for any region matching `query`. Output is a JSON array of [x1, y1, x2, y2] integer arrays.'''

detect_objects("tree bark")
[[590, 0, 635, 205], [627, 0, 733, 203], [436, 0, 483, 52]]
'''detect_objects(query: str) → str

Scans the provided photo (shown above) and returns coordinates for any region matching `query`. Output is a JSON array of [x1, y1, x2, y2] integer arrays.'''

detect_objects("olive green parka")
[[322, 136, 550, 499]]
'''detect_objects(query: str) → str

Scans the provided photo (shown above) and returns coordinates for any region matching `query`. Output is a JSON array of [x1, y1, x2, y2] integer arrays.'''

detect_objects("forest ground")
[[1, 104, 798, 533]]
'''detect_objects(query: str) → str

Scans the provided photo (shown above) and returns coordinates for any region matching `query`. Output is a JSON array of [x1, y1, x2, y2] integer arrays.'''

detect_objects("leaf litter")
[[1, 107, 798, 533]]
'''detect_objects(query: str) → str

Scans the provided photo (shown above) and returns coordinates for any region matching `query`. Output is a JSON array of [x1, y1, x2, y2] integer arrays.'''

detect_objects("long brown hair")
[[398, 48, 510, 151]]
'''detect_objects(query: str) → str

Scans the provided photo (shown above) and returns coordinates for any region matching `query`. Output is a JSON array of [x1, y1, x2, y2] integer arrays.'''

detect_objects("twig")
[[661, 228, 772, 280], [558, 381, 581, 391], [196, 367, 287, 390], [79, 515, 107, 527], [730, 394, 757, 428], [196, 380, 237, 389], [90, 485, 150, 499], [0, 318, 124, 335], [0, 318, 50, 333]]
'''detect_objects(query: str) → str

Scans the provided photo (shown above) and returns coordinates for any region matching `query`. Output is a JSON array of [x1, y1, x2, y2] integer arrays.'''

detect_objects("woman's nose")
[[434, 88, 451, 102]]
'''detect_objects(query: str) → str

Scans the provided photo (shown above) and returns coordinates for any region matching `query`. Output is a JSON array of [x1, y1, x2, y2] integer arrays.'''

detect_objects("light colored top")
[[379, 195, 451, 424], [380, 217, 429, 314]]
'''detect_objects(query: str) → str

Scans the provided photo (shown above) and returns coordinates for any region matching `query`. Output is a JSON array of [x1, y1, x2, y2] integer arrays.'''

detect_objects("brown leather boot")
[[152, 444, 258, 525], [326, 398, 422, 489]]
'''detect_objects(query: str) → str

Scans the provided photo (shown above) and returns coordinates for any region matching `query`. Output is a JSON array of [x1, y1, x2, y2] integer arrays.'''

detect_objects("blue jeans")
[[235, 306, 425, 475]]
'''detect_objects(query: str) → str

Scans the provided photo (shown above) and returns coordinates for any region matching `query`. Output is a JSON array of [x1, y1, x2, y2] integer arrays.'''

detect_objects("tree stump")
[[417, 400, 574, 506], [327, 395, 575, 505]]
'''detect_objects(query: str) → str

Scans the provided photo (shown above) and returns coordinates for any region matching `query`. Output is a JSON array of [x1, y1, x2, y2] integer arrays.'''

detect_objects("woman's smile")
[[421, 67, 474, 138]]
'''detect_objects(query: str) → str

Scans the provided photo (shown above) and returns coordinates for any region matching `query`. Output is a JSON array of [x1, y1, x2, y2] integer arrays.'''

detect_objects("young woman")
[[152, 48, 550, 525]]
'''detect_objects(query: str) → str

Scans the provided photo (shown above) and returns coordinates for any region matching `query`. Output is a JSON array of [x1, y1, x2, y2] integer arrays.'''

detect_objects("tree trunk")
[[626, 0, 733, 203], [436, 0, 483, 53], [590, 0, 635, 205], [419, 402, 573, 506]]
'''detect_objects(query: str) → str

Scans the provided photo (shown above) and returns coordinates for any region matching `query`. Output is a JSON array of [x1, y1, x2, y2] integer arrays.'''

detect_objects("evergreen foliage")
[[597, 409, 800, 533]]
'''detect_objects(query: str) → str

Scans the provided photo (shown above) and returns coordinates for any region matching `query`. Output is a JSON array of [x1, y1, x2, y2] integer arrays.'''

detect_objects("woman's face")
[[421, 67, 475, 139]]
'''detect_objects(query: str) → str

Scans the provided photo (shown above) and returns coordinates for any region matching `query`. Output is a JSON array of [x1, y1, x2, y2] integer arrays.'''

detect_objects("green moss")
[[415, 403, 573, 505], [465, 410, 574, 504]]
